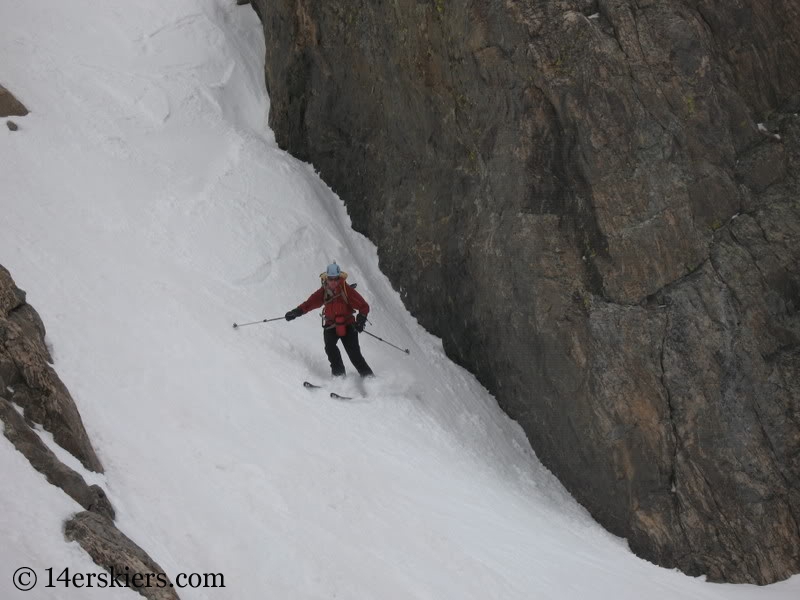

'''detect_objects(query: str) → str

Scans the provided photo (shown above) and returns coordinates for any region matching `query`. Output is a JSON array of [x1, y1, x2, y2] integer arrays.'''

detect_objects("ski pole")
[[232, 316, 285, 329], [363, 330, 410, 354]]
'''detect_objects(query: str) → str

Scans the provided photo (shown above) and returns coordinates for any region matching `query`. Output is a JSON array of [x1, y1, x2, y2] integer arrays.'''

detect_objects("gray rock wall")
[[253, 0, 800, 583]]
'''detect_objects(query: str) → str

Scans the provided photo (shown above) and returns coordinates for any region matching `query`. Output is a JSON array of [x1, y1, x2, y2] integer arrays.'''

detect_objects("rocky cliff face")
[[252, 0, 800, 584]]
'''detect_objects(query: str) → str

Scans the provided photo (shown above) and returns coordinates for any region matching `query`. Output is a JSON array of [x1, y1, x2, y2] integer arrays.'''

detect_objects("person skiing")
[[285, 262, 374, 378]]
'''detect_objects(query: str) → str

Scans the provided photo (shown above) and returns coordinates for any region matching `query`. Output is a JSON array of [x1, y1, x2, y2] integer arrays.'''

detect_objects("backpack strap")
[[318, 271, 351, 326]]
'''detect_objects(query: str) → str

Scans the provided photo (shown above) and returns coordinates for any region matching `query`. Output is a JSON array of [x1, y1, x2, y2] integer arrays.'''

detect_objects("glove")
[[355, 313, 367, 333], [285, 308, 303, 321]]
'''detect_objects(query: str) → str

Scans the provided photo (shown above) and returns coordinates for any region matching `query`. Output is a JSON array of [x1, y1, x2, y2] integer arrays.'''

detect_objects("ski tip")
[[232, 323, 238, 329], [330, 392, 353, 400], [303, 381, 319, 389]]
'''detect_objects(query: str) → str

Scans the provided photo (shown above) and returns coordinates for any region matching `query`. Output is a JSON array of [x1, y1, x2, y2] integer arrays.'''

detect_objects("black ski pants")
[[324, 325, 374, 377]]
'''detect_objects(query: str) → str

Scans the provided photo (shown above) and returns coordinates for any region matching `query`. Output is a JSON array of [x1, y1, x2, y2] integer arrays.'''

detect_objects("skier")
[[285, 262, 375, 378]]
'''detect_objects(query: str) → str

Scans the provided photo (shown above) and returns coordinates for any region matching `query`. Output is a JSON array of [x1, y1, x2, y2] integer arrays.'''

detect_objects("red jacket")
[[298, 283, 369, 326]]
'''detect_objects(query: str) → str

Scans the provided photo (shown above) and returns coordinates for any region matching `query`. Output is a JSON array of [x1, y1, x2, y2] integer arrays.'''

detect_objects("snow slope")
[[1, 1, 798, 598]]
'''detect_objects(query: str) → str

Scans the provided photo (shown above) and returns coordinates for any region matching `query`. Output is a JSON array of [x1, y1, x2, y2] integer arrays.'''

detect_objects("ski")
[[303, 381, 353, 400]]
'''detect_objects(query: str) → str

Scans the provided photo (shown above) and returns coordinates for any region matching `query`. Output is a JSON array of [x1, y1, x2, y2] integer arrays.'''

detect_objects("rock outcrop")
[[0, 397, 114, 519], [252, 0, 800, 583], [0, 84, 28, 117], [65, 512, 180, 600], [0, 265, 103, 472], [1, 265, 181, 598]]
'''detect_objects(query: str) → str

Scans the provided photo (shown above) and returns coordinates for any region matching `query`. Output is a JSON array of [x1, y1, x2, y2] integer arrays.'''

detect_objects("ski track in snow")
[[1, 1, 799, 599]]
